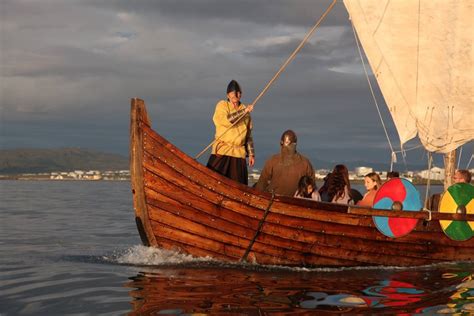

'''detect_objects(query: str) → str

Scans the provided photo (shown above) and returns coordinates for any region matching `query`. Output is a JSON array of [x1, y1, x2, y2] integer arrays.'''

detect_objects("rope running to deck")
[[195, 0, 337, 159], [423, 152, 433, 210], [350, 20, 397, 170]]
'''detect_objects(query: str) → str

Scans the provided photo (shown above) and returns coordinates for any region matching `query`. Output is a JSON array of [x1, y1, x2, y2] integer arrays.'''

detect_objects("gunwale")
[[130, 98, 474, 267]]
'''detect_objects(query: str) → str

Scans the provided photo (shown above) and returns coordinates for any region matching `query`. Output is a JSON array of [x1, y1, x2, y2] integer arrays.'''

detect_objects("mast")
[[443, 150, 456, 190]]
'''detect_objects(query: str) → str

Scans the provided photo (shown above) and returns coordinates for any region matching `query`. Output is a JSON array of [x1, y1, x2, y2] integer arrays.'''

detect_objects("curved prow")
[[130, 98, 157, 247]]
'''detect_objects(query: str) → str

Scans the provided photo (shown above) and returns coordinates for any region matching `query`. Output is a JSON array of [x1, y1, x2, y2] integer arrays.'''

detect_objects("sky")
[[1, 0, 472, 170]]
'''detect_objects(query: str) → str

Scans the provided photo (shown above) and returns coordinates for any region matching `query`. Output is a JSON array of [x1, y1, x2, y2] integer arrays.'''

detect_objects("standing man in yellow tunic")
[[206, 80, 255, 185]]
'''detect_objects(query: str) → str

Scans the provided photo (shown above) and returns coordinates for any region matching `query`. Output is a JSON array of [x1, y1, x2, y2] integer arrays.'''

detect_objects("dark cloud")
[[1, 0, 471, 169], [83, 0, 348, 27]]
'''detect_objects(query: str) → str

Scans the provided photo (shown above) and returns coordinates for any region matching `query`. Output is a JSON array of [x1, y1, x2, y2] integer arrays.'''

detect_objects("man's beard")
[[280, 143, 297, 166]]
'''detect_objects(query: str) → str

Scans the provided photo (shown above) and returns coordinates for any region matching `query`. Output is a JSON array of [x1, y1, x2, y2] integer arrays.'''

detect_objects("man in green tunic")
[[255, 130, 315, 196]]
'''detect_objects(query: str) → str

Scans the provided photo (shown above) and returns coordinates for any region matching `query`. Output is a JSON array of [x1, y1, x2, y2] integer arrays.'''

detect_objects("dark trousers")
[[207, 154, 248, 185]]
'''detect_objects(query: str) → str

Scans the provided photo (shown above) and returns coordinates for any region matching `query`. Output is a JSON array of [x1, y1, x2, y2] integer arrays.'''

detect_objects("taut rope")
[[350, 19, 397, 169], [424, 152, 433, 209], [195, 0, 337, 159]]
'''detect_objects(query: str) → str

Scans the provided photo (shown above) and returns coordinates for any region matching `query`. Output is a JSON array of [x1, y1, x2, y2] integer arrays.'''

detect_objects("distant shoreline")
[[347, 179, 444, 185], [1, 174, 444, 185]]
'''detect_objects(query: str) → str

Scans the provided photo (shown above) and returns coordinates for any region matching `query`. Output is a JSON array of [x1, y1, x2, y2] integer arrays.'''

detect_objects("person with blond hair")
[[357, 172, 382, 207]]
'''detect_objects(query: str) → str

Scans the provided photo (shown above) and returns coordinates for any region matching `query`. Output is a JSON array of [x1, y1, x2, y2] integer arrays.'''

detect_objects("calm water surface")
[[1, 180, 473, 315]]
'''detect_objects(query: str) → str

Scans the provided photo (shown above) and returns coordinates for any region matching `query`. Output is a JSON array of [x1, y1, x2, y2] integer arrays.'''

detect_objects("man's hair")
[[387, 171, 400, 179], [456, 169, 472, 183], [280, 130, 297, 146], [227, 80, 241, 94]]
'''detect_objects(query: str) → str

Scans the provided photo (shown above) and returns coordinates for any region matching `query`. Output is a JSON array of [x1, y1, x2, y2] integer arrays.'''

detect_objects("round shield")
[[439, 183, 474, 241], [372, 178, 422, 238]]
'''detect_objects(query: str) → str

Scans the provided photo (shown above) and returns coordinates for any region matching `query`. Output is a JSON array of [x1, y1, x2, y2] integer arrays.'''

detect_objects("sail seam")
[[373, 0, 391, 36]]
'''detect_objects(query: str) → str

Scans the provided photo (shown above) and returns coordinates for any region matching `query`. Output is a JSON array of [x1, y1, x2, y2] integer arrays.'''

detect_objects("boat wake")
[[109, 245, 218, 266], [100, 245, 472, 273]]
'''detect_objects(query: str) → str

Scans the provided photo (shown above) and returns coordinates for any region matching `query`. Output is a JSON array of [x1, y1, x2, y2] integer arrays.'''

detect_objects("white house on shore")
[[417, 167, 445, 181], [355, 166, 373, 177]]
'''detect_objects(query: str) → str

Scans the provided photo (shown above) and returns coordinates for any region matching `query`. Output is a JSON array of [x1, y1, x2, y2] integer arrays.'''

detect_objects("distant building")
[[84, 170, 102, 180], [73, 170, 85, 179], [314, 169, 330, 180], [355, 167, 373, 177], [348, 171, 356, 180], [50, 173, 64, 180], [417, 167, 445, 180]]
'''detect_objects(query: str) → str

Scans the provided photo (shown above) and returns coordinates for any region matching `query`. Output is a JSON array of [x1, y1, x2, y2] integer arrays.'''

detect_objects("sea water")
[[1, 180, 473, 315]]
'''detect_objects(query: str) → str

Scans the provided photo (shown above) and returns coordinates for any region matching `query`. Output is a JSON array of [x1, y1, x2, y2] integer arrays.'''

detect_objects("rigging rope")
[[350, 20, 397, 170], [424, 152, 433, 210], [457, 146, 463, 169], [467, 153, 473, 169], [393, 144, 424, 154], [392, 144, 424, 172], [195, 0, 337, 159]]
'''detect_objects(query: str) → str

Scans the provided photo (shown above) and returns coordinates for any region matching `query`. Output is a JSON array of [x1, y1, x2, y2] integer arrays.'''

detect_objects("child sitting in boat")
[[332, 164, 362, 204], [326, 171, 353, 204], [357, 172, 382, 207], [294, 175, 321, 201]]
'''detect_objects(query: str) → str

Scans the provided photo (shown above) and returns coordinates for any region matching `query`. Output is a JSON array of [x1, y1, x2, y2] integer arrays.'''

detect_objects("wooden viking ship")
[[130, 98, 474, 267], [130, 0, 473, 267]]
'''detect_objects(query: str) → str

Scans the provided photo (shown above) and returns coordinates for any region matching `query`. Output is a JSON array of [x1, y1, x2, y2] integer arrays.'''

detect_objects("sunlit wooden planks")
[[131, 98, 474, 267]]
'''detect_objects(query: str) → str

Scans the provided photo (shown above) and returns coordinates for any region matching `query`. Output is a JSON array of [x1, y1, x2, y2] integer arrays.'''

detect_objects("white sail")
[[343, 0, 473, 153]]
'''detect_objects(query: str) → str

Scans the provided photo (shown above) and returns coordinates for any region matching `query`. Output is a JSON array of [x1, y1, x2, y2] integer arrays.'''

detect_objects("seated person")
[[429, 170, 472, 212], [428, 193, 442, 212], [326, 172, 353, 204], [294, 175, 321, 201], [255, 130, 315, 196], [332, 164, 361, 204], [386, 171, 400, 180], [357, 172, 382, 207], [318, 172, 331, 202], [453, 169, 472, 184], [350, 188, 363, 204]]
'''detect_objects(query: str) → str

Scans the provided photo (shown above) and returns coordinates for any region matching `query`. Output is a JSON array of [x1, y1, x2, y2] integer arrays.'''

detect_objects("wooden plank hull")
[[130, 98, 474, 267]]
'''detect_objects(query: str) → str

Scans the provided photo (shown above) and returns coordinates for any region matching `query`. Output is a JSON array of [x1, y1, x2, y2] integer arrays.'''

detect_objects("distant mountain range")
[[0, 147, 428, 175], [0, 148, 129, 174]]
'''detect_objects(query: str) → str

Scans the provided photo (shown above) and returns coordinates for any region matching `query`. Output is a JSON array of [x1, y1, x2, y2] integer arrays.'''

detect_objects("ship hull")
[[130, 98, 474, 267]]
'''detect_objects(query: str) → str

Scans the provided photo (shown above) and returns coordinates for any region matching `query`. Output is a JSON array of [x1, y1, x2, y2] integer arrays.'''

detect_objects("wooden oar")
[[241, 192, 275, 262]]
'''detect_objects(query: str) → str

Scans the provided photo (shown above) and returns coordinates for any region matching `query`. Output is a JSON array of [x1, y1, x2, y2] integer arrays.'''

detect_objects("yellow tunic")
[[211, 100, 253, 159]]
